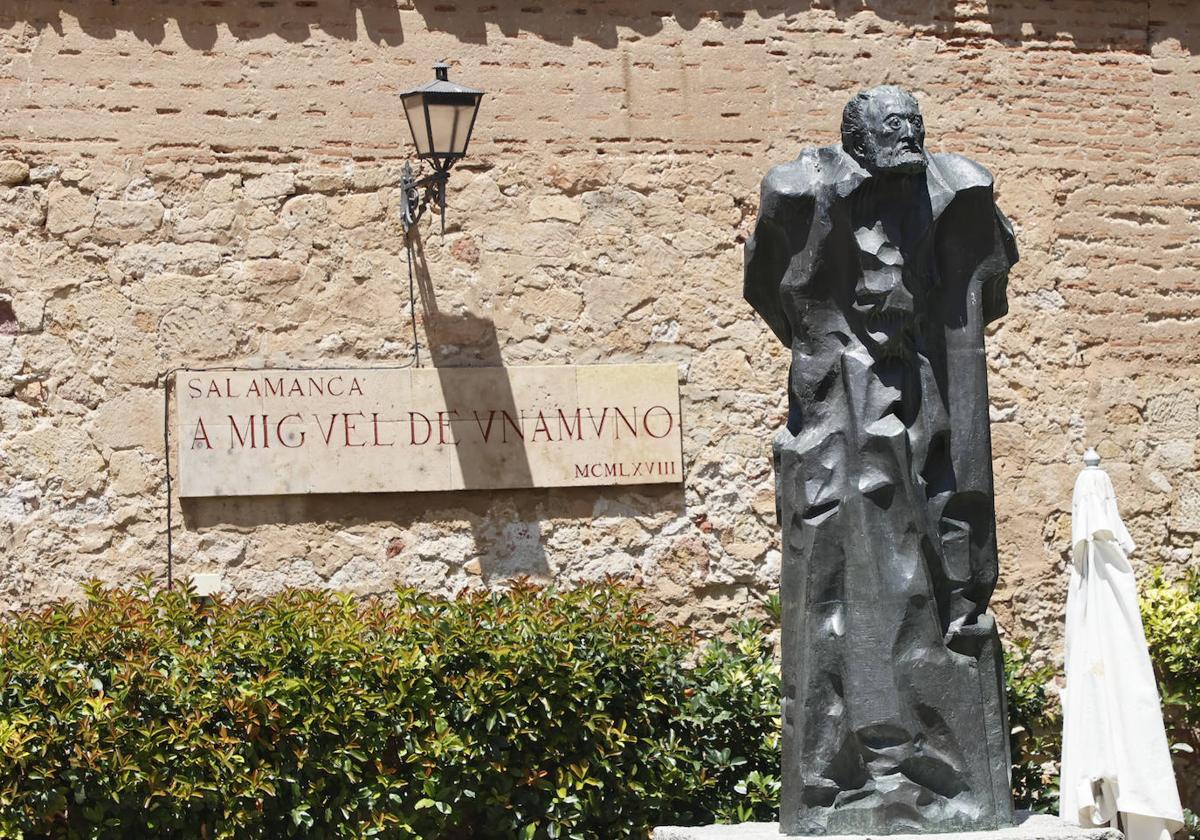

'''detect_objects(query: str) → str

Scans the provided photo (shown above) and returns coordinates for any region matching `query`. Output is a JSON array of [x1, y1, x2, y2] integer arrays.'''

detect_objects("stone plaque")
[[175, 364, 683, 497]]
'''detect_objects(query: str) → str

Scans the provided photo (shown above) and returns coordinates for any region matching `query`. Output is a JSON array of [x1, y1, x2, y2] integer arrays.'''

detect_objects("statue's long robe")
[[745, 146, 1018, 835]]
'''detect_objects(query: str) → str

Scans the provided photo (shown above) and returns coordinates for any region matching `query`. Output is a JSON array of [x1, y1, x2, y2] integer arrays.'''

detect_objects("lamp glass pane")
[[426, 99, 478, 157], [402, 96, 431, 156]]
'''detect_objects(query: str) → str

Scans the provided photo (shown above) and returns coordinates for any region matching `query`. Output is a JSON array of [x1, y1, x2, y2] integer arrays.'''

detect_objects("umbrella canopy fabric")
[[1059, 463, 1184, 840]]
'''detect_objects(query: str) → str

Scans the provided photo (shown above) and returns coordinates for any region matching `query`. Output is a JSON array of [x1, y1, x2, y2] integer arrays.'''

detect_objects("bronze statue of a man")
[[745, 86, 1018, 835]]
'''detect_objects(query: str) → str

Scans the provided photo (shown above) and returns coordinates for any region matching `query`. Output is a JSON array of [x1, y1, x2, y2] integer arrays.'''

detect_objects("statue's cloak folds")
[[745, 145, 1018, 835]]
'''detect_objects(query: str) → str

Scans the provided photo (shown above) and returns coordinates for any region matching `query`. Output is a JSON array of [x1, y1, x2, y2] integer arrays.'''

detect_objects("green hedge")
[[1004, 640, 1061, 813], [0, 581, 778, 839], [1142, 567, 1200, 754], [6, 578, 1185, 839], [1142, 568, 1200, 840]]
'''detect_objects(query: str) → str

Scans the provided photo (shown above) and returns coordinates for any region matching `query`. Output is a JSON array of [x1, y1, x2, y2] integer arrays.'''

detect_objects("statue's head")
[[841, 85, 926, 176]]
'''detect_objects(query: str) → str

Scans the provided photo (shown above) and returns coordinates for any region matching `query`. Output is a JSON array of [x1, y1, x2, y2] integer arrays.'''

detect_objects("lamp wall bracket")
[[400, 162, 450, 236]]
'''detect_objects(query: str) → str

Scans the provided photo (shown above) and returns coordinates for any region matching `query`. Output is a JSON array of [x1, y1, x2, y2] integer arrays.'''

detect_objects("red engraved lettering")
[[438, 410, 460, 445], [247, 380, 262, 398], [187, 378, 201, 398], [313, 414, 338, 445], [229, 415, 257, 448], [574, 464, 589, 479], [288, 378, 304, 397], [343, 412, 366, 447], [190, 418, 212, 449], [327, 376, 344, 397], [642, 405, 674, 439], [473, 410, 498, 442], [265, 378, 284, 397], [614, 407, 638, 439], [371, 413, 394, 447], [501, 410, 524, 443], [557, 408, 582, 441], [307, 376, 324, 396], [531, 410, 553, 442], [276, 414, 305, 448], [587, 408, 609, 438], [410, 411, 432, 445], [349, 378, 364, 396]]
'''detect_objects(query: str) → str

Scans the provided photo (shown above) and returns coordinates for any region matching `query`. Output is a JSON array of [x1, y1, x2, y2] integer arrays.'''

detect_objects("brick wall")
[[2, 1, 1199, 668]]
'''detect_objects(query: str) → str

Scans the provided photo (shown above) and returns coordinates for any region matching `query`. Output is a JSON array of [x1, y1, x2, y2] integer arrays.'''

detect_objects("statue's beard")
[[865, 143, 926, 175]]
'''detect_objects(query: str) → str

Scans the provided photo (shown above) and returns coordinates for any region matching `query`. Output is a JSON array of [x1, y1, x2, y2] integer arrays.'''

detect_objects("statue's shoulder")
[[760, 145, 854, 204], [929, 152, 995, 191]]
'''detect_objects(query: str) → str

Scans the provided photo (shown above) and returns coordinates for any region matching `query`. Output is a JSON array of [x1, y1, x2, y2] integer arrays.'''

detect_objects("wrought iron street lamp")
[[399, 61, 484, 234]]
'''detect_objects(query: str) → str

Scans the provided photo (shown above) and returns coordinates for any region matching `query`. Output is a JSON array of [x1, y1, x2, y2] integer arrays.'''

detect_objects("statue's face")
[[858, 90, 926, 175]]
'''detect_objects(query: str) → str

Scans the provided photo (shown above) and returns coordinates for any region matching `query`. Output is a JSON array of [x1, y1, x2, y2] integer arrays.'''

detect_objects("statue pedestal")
[[654, 813, 1121, 840]]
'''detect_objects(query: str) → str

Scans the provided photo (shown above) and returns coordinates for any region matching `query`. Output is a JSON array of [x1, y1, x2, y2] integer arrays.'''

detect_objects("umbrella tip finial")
[[1083, 447, 1101, 468]]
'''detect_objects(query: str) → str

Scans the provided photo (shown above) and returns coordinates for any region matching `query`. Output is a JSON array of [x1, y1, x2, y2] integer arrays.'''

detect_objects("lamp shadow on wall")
[[405, 234, 684, 585], [406, 232, 552, 582], [180, 232, 685, 587]]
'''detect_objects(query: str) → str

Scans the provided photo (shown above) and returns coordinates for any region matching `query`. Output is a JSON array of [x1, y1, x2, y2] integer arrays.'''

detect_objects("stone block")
[[46, 185, 95, 234], [8, 423, 105, 497], [113, 242, 223, 278], [529, 195, 582, 223], [95, 199, 164, 233], [0, 160, 30, 185], [244, 172, 295, 201], [202, 174, 242, 204], [88, 388, 162, 454], [0, 186, 46, 229], [328, 193, 383, 228]]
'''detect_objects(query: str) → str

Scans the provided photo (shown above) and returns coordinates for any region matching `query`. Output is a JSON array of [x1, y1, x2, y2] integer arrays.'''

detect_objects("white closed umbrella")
[[1059, 448, 1184, 840]]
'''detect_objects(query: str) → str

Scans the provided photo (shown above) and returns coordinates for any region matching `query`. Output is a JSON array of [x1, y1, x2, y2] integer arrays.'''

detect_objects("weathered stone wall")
[[2, 1, 1199, 665]]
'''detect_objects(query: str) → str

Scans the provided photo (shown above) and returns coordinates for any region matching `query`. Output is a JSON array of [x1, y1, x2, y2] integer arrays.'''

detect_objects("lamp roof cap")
[[401, 61, 483, 97]]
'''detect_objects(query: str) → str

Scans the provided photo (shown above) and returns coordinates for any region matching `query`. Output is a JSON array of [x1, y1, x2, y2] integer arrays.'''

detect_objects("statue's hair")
[[840, 85, 919, 156]]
